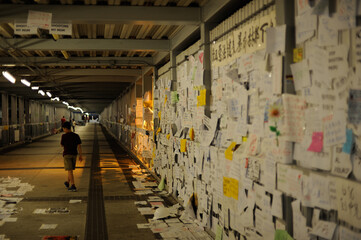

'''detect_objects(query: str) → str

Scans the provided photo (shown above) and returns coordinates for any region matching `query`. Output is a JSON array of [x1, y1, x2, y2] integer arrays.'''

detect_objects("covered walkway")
[[0, 124, 167, 240]]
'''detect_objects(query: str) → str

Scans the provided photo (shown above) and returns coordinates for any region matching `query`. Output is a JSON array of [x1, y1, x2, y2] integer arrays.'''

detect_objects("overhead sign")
[[50, 22, 72, 35], [14, 21, 37, 35], [27, 10, 52, 29]]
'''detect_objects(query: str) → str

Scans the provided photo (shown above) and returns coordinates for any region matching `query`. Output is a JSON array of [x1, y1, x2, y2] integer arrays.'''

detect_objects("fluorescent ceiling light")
[[62, 101, 69, 106], [38, 90, 45, 96], [20, 79, 31, 87], [46, 92, 52, 97], [31, 86, 39, 90], [2, 71, 16, 84], [51, 97, 59, 101]]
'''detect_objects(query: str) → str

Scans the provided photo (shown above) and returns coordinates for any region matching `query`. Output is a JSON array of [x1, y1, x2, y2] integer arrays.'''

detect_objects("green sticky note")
[[215, 225, 223, 240], [274, 230, 293, 240], [158, 177, 165, 191]]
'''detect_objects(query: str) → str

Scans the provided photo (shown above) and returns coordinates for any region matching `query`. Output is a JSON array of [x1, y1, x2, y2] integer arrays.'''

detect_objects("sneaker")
[[68, 185, 77, 192], [64, 181, 69, 188]]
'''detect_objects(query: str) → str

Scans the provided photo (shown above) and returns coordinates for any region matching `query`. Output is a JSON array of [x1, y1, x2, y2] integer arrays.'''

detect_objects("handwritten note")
[[271, 190, 283, 219], [307, 132, 323, 152], [336, 177, 361, 228], [281, 94, 306, 143], [339, 226, 361, 240], [332, 147, 352, 178], [328, 45, 349, 79], [318, 16, 338, 47], [290, 59, 311, 91], [271, 54, 283, 95], [348, 89, 361, 124], [323, 112, 346, 147], [295, 15, 317, 44], [266, 25, 286, 54], [310, 220, 337, 240]]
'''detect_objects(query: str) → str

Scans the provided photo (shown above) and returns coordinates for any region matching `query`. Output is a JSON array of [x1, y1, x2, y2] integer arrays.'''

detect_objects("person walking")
[[61, 121, 83, 191], [72, 119, 76, 132], [60, 116, 66, 132]]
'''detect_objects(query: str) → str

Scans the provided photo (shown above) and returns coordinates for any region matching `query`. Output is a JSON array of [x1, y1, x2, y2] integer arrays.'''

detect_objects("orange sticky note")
[[180, 139, 187, 152], [225, 142, 237, 160], [189, 128, 194, 141], [156, 128, 161, 135], [197, 89, 206, 106]]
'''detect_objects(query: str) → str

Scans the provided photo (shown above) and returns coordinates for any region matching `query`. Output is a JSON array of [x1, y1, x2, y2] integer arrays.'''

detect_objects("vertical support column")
[[275, 0, 295, 236], [10, 95, 17, 125], [18, 97, 24, 141], [201, 22, 212, 117], [2, 93, 8, 126], [1, 93, 9, 146], [276, 0, 295, 94], [170, 50, 177, 91]]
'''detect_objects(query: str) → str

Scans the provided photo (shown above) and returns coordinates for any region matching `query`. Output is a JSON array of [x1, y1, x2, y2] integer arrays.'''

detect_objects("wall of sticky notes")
[[101, 0, 361, 239]]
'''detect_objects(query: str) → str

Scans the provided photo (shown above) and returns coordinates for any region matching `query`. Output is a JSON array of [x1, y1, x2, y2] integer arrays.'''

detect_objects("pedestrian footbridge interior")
[[0, 0, 361, 240]]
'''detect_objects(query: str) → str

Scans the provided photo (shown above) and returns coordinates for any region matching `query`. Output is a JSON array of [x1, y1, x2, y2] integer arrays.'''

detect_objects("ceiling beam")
[[31, 76, 137, 87], [0, 56, 154, 67], [0, 39, 170, 51], [16, 68, 142, 76], [0, 5, 201, 25]]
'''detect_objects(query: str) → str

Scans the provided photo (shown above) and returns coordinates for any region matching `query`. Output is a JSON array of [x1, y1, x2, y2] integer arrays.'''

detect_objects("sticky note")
[[307, 132, 323, 152], [156, 128, 161, 135], [180, 139, 187, 152], [342, 129, 353, 154], [225, 142, 237, 160], [189, 128, 194, 141], [3, 125, 8, 130], [242, 136, 248, 142], [223, 177, 231, 198], [166, 134, 170, 140], [158, 111, 161, 120], [274, 230, 294, 240], [164, 95, 167, 104], [171, 91, 179, 104], [197, 89, 206, 106], [293, 48, 303, 63], [229, 178, 239, 200], [215, 225, 223, 240]]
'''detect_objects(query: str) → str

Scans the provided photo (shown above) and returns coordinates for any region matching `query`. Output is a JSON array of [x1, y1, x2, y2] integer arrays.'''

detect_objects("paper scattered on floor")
[[137, 223, 151, 229], [69, 200, 82, 204], [134, 189, 153, 195], [134, 201, 147, 205], [33, 208, 70, 214], [3, 217, 17, 222], [148, 196, 164, 202], [137, 207, 155, 215], [149, 201, 164, 208], [39, 224, 58, 230], [153, 204, 181, 220]]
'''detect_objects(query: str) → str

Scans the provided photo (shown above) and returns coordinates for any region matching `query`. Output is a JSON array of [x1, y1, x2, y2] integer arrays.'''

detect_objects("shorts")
[[64, 155, 77, 170]]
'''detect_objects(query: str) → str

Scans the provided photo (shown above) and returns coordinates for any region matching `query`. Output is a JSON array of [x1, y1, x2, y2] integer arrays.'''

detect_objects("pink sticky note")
[[307, 132, 323, 152]]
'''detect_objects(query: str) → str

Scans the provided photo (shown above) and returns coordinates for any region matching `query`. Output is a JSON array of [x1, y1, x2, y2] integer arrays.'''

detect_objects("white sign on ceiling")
[[49, 22, 72, 35], [14, 21, 37, 35], [27, 10, 52, 29]]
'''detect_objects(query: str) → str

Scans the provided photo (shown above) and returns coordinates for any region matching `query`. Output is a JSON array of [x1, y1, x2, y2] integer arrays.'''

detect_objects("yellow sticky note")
[[156, 128, 161, 135], [242, 136, 248, 142], [197, 89, 206, 107], [166, 134, 170, 140], [180, 139, 187, 152], [293, 48, 303, 63], [229, 178, 239, 200], [225, 142, 237, 160], [223, 177, 231, 198], [189, 128, 194, 141], [158, 111, 161, 120], [3, 125, 8, 130]]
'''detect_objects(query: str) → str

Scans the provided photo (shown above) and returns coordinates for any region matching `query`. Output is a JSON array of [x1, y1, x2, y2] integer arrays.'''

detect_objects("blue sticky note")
[[342, 129, 353, 154]]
